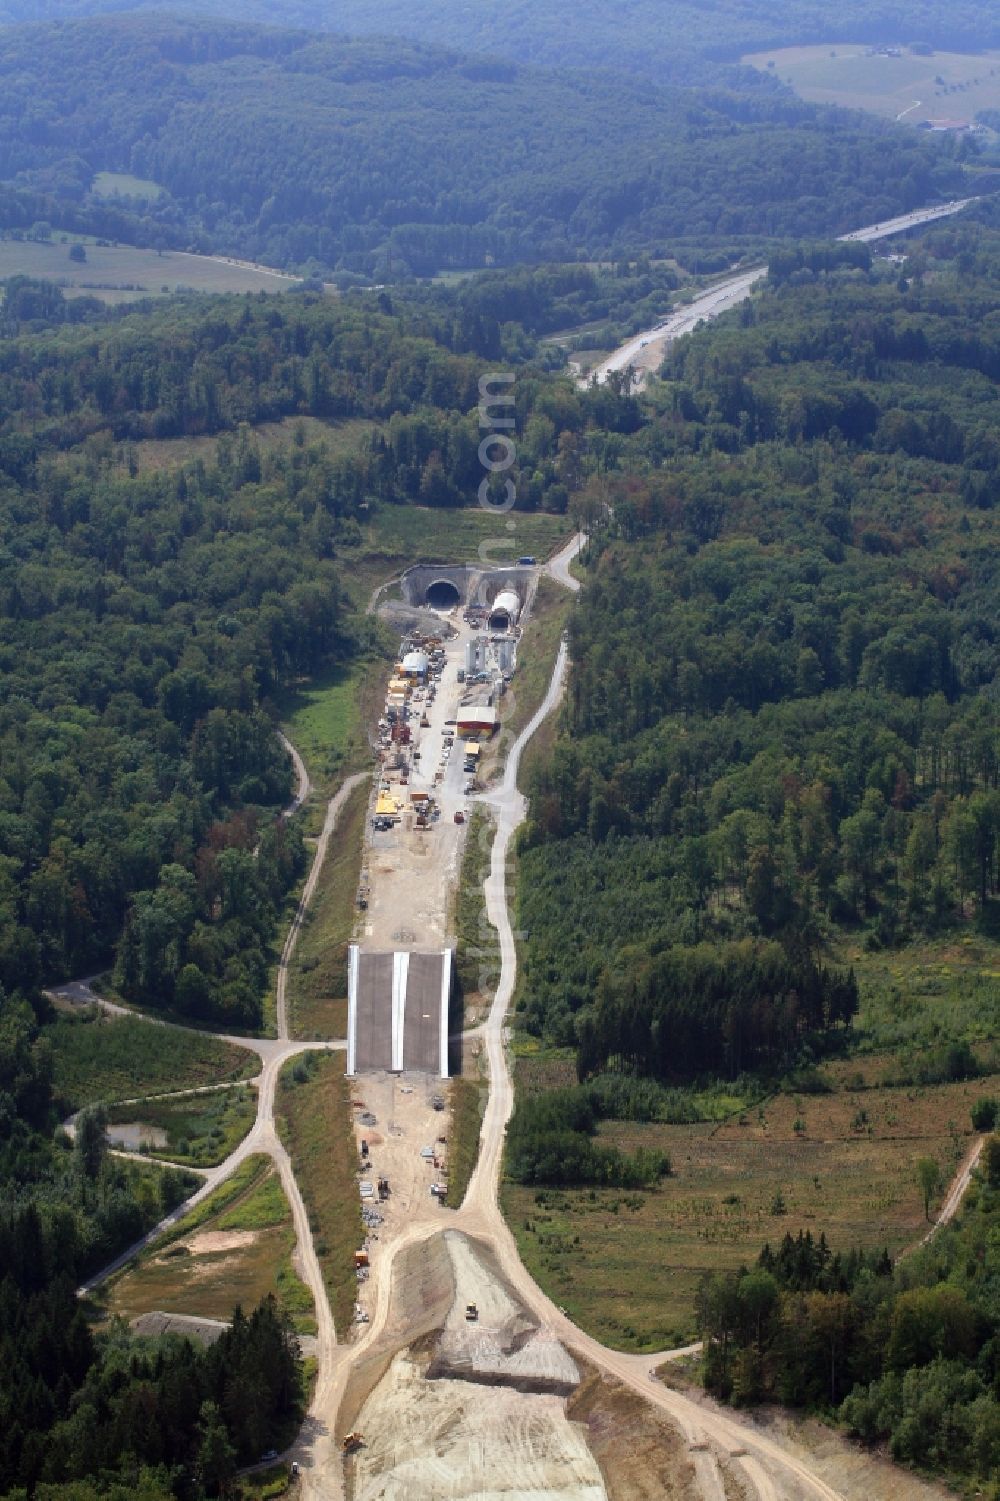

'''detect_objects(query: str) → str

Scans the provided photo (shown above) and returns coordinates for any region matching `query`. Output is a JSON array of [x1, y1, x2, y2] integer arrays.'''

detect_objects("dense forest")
[[518, 223, 1000, 1080], [0, 300, 323, 1021], [0, 269, 671, 1029], [0, 16, 969, 275], [2, 1, 1000, 86]]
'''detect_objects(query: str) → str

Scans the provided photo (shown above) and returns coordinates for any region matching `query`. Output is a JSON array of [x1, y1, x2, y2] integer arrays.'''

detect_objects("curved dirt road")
[[936, 1135, 985, 1229], [545, 529, 585, 590], [275, 770, 369, 1038], [279, 732, 312, 817], [905, 1134, 986, 1258], [77, 1030, 340, 1294], [457, 634, 847, 1501]]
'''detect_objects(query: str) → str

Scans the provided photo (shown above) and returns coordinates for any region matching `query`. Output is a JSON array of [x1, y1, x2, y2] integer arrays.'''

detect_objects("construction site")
[[342, 562, 532, 1330], [306, 537, 884, 1501], [350, 561, 529, 999], [71, 527, 891, 1501]]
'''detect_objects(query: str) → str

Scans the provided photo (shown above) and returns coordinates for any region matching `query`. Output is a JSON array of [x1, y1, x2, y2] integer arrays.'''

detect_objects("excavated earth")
[[340, 1230, 702, 1501]]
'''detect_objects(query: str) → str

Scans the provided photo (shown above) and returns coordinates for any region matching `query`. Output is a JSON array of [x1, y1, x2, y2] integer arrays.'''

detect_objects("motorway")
[[585, 196, 977, 387]]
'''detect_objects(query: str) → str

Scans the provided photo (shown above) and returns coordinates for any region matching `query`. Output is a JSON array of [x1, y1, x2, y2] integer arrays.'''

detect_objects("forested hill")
[[2, 1, 999, 85], [519, 220, 1000, 1075], [0, 286, 498, 1029], [0, 16, 966, 275]]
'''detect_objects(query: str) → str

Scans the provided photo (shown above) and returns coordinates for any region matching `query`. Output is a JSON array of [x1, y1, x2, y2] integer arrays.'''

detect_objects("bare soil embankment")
[[343, 1231, 606, 1501]]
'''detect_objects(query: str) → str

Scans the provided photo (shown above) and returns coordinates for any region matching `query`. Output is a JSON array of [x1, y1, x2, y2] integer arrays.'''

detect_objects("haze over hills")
[[0, 14, 967, 275], [2, 0, 1000, 82]]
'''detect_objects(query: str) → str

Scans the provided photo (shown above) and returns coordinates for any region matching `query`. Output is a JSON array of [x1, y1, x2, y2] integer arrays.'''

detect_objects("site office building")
[[455, 705, 497, 741]]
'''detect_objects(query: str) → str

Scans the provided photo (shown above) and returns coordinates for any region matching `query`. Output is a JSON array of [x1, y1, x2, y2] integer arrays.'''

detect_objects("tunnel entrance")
[[425, 579, 462, 609], [488, 607, 512, 631]]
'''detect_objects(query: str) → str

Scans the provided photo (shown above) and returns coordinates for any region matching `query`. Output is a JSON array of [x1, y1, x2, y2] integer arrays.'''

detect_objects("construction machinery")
[[342, 1433, 364, 1455], [465, 1303, 479, 1321]]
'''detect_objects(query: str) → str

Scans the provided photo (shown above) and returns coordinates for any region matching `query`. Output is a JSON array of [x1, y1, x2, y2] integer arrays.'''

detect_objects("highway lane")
[[585, 196, 977, 387]]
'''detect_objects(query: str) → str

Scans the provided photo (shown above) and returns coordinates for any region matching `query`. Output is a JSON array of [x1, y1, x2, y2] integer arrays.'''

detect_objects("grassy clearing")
[[847, 934, 1000, 1062], [447, 1072, 487, 1207], [288, 780, 369, 1040], [124, 415, 377, 476], [47, 1010, 258, 1110], [742, 42, 1000, 123], [453, 805, 498, 1014], [502, 1049, 995, 1351], [236, 1464, 296, 1499], [104, 1155, 317, 1335], [502, 928, 1000, 1350], [276, 658, 371, 802], [106, 1084, 257, 1167], [0, 238, 297, 301], [158, 1155, 267, 1242], [92, 170, 164, 199], [274, 1052, 363, 1338]]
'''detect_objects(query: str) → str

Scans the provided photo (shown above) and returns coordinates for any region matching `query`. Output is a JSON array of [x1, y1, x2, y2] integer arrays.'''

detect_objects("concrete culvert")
[[425, 579, 461, 609]]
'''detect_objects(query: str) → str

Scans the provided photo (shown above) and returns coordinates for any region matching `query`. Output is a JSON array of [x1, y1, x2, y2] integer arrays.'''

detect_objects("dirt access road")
[[586, 197, 976, 386]]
